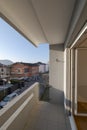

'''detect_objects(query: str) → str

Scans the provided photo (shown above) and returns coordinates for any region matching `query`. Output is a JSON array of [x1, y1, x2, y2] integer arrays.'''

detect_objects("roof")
[[36, 62, 46, 65], [0, 63, 3, 67], [0, 63, 7, 67], [11, 62, 39, 67]]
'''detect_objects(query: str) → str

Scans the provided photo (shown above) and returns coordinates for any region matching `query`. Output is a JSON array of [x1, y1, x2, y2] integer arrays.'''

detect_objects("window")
[[1, 68, 3, 72], [16, 68, 21, 74], [24, 68, 29, 73]]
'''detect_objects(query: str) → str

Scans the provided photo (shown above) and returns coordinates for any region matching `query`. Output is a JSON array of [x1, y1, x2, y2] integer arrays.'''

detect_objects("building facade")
[[11, 62, 39, 78], [0, 63, 10, 79], [37, 62, 49, 73]]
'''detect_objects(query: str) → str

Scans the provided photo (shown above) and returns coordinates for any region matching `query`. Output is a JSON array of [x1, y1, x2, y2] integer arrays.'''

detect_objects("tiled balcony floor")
[[23, 87, 71, 130]]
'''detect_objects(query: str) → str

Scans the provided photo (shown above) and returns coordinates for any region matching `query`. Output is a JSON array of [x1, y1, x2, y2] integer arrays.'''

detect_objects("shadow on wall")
[[50, 44, 64, 51]]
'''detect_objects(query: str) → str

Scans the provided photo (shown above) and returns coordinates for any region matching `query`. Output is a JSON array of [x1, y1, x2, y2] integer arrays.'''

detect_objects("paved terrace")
[[23, 87, 71, 130]]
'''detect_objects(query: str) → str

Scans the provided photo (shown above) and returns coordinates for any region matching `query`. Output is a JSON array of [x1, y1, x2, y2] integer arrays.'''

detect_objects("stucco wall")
[[39, 64, 46, 73], [11, 63, 32, 77], [0, 82, 39, 130], [0, 66, 10, 78], [11, 63, 39, 78], [49, 44, 64, 91]]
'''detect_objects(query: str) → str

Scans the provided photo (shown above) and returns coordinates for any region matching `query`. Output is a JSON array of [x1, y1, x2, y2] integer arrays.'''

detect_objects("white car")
[[0, 92, 18, 108]]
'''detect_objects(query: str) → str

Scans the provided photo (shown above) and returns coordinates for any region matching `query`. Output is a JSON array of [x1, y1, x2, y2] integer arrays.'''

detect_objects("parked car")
[[0, 92, 18, 108]]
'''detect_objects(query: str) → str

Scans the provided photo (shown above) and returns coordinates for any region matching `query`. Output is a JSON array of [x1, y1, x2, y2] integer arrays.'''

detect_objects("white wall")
[[39, 64, 49, 73], [0, 82, 39, 130], [49, 44, 64, 91], [39, 64, 45, 73], [64, 48, 71, 114], [46, 64, 49, 72], [0, 66, 10, 78]]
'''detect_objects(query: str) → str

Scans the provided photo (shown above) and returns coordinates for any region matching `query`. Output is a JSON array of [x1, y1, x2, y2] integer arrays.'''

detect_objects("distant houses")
[[11, 62, 39, 78], [0, 62, 49, 79], [0, 63, 10, 79], [37, 62, 49, 73]]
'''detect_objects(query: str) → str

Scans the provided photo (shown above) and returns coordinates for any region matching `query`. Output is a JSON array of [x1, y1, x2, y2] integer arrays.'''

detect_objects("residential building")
[[0, 63, 10, 79], [37, 62, 49, 73], [0, 1, 87, 130], [11, 62, 39, 78], [46, 63, 49, 72]]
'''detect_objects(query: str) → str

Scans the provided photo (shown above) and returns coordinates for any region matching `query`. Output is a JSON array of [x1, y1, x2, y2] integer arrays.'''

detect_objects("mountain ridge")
[[0, 59, 13, 65]]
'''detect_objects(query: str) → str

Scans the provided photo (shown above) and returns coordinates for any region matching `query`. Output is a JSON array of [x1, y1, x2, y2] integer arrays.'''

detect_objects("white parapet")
[[69, 115, 77, 130], [0, 82, 39, 130]]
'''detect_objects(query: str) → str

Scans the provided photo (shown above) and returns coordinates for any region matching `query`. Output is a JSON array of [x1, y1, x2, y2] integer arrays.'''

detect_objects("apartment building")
[[37, 62, 49, 73], [11, 62, 39, 78], [0, 63, 10, 79]]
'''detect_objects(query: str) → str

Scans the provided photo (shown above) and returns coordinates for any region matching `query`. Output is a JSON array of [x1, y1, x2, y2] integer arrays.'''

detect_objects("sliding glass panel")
[[76, 49, 87, 114]]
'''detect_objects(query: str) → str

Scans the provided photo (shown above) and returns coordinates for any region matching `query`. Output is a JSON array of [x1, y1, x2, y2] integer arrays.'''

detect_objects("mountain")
[[0, 60, 13, 65]]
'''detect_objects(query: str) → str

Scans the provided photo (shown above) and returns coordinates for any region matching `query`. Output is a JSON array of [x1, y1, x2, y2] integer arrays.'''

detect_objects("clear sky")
[[0, 18, 49, 63]]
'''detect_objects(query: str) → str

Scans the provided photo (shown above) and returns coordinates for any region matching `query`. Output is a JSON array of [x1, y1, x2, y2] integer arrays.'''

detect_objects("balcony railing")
[[0, 82, 71, 130], [0, 82, 39, 130]]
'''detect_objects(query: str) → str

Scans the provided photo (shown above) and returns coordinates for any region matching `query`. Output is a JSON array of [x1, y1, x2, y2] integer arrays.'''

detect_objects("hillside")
[[0, 60, 13, 65]]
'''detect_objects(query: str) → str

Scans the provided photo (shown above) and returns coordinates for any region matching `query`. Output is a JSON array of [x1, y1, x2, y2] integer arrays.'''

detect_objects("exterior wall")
[[0, 66, 10, 78], [39, 64, 46, 73], [11, 63, 32, 78], [39, 64, 49, 73], [64, 48, 71, 115], [0, 82, 39, 130], [46, 64, 49, 72], [32, 66, 39, 76], [49, 44, 64, 91], [11, 63, 39, 78]]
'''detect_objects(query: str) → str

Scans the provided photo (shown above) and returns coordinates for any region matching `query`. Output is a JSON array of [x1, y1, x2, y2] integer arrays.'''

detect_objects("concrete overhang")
[[0, 0, 86, 46]]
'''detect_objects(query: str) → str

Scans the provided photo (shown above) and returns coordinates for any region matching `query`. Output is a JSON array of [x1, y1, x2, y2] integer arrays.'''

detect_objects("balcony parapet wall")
[[0, 82, 39, 130]]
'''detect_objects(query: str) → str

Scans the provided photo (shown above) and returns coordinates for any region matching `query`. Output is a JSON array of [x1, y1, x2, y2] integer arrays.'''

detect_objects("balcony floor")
[[23, 87, 71, 130]]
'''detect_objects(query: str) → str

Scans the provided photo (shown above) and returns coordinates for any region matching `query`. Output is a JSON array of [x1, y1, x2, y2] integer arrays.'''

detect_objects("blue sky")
[[0, 18, 49, 63]]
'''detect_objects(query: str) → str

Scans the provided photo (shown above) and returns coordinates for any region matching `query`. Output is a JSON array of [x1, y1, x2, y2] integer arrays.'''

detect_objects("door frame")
[[70, 22, 87, 116]]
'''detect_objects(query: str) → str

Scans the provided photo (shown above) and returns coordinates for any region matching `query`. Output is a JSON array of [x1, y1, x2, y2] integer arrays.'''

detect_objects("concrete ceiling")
[[0, 0, 76, 46]]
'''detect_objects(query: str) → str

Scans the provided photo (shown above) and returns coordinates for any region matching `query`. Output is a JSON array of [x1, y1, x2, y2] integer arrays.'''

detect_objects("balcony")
[[0, 82, 71, 130]]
